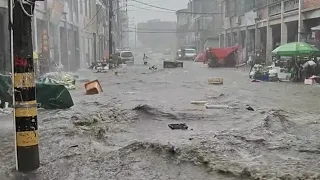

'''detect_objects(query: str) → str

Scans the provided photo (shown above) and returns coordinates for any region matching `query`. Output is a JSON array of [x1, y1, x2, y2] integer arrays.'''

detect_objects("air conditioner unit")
[[235, 16, 241, 25]]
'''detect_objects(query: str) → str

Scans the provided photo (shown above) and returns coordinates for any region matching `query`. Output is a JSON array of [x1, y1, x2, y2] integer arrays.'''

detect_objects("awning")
[[311, 25, 320, 31], [209, 46, 239, 60]]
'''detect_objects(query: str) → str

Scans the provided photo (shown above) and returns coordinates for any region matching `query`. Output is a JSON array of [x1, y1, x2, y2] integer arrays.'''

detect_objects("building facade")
[[0, 0, 126, 72], [176, 0, 222, 52], [220, 0, 320, 64], [95, 0, 108, 60], [176, 9, 192, 48]]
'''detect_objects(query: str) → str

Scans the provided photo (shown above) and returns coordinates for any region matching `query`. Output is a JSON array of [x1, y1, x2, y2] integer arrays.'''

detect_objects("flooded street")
[[1, 55, 320, 180]]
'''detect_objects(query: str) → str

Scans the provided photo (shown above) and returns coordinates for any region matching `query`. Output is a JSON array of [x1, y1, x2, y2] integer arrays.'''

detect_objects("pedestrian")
[[248, 55, 255, 77], [143, 53, 148, 65], [302, 60, 316, 79]]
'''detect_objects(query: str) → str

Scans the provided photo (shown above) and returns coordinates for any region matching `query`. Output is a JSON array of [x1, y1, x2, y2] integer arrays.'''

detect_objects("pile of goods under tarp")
[[0, 74, 74, 109], [39, 72, 76, 90], [249, 64, 272, 81]]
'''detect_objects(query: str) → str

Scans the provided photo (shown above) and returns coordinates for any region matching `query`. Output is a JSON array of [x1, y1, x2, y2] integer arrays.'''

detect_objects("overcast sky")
[[127, 0, 190, 24]]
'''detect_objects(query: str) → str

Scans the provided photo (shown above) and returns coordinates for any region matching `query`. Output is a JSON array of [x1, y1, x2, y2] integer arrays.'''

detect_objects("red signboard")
[[14, 57, 28, 67]]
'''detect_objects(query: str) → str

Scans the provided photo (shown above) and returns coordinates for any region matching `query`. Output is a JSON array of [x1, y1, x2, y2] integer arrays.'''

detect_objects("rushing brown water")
[[1, 56, 320, 180]]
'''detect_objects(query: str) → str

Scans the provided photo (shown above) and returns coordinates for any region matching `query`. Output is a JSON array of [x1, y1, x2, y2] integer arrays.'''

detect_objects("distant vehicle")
[[185, 49, 196, 60], [176, 48, 196, 60], [120, 50, 134, 64]]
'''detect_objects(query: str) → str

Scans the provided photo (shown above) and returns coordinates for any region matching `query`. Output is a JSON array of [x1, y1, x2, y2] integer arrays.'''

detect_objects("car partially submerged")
[[120, 50, 134, 64]]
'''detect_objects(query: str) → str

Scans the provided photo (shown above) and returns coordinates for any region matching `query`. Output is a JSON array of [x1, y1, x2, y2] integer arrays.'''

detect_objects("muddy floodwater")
[[1, 57, 320, 180]]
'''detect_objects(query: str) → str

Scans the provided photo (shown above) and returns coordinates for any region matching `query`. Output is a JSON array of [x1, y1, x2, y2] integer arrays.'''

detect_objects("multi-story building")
[[176, 0, 222, 52], [78, 0, 98, 68], [0, 0, 125, 71], [176, 8, 192, 48], [137, 19, 176, 50], [220, 0, 320, 64], [30, 0, 82, 71]]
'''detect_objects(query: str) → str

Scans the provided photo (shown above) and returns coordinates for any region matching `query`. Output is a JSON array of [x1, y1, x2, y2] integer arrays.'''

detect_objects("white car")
[[184, 49, 196, 60], [177, 49, 196, 60], [120, 51, 134, 64]]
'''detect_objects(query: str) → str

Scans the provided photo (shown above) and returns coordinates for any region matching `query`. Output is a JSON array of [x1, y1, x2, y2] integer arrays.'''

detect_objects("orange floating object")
[[84, 80, 103, 95]]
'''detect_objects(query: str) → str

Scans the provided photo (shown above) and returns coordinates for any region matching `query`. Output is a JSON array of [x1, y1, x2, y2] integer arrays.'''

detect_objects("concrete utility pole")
[[93, 33, 97, 61], [9, 0, 43, 172], [297, 0, 302, 42], [108, 0, 113, 57], [135, 25, 137, 48]]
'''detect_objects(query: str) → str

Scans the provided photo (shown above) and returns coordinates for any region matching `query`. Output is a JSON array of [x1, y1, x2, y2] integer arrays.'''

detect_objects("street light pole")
[[9, 0, 43, 172]]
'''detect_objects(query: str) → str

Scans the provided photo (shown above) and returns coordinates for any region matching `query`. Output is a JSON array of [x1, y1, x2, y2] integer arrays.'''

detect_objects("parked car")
[[120, 50, 134, 64]]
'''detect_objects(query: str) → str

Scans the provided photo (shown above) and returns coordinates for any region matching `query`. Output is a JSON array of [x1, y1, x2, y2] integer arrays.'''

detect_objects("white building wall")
[[78, 0, 97, 67]]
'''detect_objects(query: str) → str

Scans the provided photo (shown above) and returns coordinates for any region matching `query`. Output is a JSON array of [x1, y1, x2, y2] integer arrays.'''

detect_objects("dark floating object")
[[168, 123, 188, 130], [246, 105, 254, 111]]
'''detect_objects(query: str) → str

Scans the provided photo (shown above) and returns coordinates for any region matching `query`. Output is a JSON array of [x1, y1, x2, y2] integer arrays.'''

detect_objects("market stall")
[[271, 42, 320, 82], [207, 46, 239, 68]]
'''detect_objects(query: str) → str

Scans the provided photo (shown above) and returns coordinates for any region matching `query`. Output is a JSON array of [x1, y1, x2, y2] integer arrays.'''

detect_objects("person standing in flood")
[[143, 53, 148, 65], [302, 60, 317, 79]]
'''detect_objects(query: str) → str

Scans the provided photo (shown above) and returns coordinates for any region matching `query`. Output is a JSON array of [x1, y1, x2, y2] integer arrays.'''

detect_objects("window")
[[80, 0, 83, 14]]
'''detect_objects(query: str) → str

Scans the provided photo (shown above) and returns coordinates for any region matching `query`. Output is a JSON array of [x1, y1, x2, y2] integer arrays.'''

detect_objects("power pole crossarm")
[[9, 0, 43, 172]]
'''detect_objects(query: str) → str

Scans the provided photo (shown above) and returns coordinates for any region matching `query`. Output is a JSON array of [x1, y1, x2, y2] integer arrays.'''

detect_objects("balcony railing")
[[269, 2, 281, 16], [268, 0, 299, 17], [284, 0, 299, 12]]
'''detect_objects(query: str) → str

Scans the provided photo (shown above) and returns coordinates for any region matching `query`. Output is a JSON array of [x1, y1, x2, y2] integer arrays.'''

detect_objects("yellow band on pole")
[[14, 73, 35, 88], [15, 100, 37, 117], [16, 131, 39, 147]]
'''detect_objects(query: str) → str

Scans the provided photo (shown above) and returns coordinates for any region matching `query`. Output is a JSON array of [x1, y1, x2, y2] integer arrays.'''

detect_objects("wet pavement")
[[1, 55, 320, 180]]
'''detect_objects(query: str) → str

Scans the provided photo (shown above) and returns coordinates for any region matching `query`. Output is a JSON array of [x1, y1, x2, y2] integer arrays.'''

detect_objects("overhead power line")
[[81, 4, 103, 31], [130, 0, 176, 12], [129, 1, 223, 15], [128, 4, 174, 13]]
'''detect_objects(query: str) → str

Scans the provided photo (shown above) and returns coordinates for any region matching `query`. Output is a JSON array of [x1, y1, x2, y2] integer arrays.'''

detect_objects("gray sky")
[[127, 0, 189, 23]]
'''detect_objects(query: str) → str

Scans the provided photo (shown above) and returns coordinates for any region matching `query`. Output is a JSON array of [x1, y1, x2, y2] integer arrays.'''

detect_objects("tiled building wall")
[[304, 0, 320, 9]]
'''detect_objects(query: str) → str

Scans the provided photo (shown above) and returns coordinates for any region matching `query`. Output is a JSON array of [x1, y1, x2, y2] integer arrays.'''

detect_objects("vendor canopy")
[[272, 42, 320, 56], [209, 46, 239, 60]]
